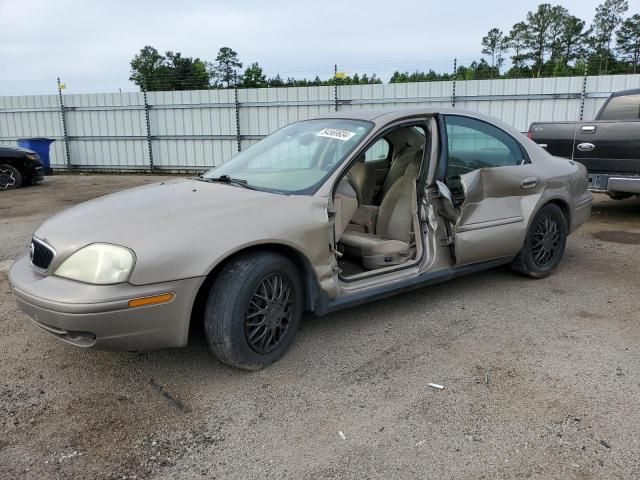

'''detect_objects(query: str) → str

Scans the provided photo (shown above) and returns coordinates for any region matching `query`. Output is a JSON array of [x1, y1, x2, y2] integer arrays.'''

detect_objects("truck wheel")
[[204, 251, 304, 370], [0, 164, 23, 190], [511, 203, 568, 279]]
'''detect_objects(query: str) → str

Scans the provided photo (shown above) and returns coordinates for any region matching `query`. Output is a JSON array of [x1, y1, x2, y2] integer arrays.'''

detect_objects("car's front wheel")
[[204, 251, 304, 370], [511, 203, 568, 278], [0, 164, 23, 190]]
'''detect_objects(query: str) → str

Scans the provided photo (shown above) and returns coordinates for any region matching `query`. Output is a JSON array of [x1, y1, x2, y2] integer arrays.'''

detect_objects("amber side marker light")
[[128, 293, 174, 308]]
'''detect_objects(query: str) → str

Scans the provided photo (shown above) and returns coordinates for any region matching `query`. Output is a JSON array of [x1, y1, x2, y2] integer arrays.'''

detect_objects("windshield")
[[203, 119, 372, 194]]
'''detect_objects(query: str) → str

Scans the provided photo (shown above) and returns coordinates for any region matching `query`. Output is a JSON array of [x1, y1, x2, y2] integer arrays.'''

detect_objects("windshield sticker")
[[316, 128, 356, 141]]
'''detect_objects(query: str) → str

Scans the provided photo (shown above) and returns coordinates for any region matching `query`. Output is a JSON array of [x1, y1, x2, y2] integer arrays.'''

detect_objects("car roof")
[[316, 107, 437, 122], [316, 107, 490, 123], [610, 88, 640, 97], [315, 107, 527, 138]]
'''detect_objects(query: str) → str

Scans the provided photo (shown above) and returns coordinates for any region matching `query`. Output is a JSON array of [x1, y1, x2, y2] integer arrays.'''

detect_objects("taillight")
[[527, 131, 533, 140]]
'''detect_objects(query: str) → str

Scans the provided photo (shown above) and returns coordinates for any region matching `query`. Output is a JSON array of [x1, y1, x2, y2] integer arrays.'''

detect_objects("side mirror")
[[435, 180, 459, 223]]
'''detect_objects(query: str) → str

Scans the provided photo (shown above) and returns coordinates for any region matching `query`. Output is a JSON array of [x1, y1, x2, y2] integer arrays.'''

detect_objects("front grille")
[[31, 238, 55, 270]]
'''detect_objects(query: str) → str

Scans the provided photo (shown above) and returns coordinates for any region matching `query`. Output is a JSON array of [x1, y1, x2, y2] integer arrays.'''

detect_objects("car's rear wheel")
[[511, 203, 568, 278], [0, 164, 23, 190], [204, 251, 303, 370]]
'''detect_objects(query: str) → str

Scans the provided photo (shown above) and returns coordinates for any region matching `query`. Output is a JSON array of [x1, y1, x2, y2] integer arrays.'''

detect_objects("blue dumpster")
[[17, 138, 55, 175]]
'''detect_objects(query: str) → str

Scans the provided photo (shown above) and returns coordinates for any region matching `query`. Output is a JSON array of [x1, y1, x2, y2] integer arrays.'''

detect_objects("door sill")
[[338, 256, 422, 284], [318, 256, 513, 315]]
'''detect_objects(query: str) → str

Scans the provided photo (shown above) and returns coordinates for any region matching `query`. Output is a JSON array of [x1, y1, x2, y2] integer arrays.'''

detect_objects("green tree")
[[616, 14, 640, 72], [558, 15, 590, 69], [506, 22, 530, 75], [547, 6, 571, 63], [213, 47, 242, 88], [524, 4, 558, 77], [242, 62, 267, 88], [389, 71, 409, 83], [129, 46, 211, 91], [481, 28, 508, 75], [163, 51, 211, 90], [267, 74, 285, 87], [591, 0, 629, 73], [368, 73, 382, 84], [129, 46, 165, 90]]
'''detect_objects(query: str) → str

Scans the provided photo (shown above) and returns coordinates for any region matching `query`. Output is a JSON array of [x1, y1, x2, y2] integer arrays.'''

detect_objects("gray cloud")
[[0, 0, 626, 95]]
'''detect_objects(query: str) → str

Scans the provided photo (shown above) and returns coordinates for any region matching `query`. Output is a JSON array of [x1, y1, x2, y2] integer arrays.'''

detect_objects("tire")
[[204, 251, 304, 370], [0, 164, 23, 190], [511, 203, 568, 279]]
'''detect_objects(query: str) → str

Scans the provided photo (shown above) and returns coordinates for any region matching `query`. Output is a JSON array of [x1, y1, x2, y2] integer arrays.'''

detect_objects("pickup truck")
[[528, 88, 640, 199], [0, 145, 45, 191]]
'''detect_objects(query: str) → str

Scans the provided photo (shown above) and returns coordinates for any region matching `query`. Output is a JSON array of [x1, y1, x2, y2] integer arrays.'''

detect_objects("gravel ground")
[[1, 174, 639, 480]]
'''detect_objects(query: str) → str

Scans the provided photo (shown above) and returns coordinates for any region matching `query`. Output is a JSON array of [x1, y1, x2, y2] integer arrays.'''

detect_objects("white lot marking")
[[316, 128, 356, 141], [338, 431, 346, 440], [428, 383, 444, 390]]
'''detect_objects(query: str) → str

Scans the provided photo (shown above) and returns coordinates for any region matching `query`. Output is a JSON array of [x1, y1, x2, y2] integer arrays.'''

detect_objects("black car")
[[0, 145, 45, 190]]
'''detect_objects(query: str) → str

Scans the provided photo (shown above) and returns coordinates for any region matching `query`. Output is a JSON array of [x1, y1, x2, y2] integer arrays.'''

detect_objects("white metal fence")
[[1, 74, 639, 172]]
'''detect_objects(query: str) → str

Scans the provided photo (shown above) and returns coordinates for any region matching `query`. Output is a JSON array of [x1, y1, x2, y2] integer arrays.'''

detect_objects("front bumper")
[[32, 166, 45, 182], [24, 161, 46, 182], [9, 255, 203, 351]]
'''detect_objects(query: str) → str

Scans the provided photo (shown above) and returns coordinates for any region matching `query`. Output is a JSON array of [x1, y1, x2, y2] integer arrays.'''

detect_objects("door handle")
[[581, 125, 596, 134], [521, 177, 538, 189]]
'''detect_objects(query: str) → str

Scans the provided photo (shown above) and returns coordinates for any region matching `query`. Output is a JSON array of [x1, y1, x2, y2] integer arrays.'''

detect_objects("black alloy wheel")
[[245, 273, 295, 354], [511, 203, 568, 278], [530, 214, 562, 267], [204, 251, 303, 370], [0, 164, 21, 190]]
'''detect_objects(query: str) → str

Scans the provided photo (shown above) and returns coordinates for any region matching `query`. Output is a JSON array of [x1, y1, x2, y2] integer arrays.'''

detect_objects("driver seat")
[[340, 165, 418, 270]]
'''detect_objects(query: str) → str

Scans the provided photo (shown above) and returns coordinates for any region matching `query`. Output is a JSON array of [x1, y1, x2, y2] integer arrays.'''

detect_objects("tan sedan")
[[9, 108, 592, 369]]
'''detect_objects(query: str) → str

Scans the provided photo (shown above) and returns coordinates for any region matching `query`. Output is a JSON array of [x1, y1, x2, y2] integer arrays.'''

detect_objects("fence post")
[[57, 77, 71, 170], [334, 64, 339, 112], [579, 63, 588, 122], [234, 76, 241, 153], [143, 89, 154, 173], [451, 58, 457, 108]]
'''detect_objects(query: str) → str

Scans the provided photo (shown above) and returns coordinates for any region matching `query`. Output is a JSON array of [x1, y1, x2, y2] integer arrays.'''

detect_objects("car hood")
[[0, 145, 35, 155], [34, 178, 327, 285]]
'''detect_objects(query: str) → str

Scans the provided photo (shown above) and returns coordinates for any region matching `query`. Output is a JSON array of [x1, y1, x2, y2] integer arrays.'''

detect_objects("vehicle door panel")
[[454, 165, 542, 265], [441, 115, 541, 266]]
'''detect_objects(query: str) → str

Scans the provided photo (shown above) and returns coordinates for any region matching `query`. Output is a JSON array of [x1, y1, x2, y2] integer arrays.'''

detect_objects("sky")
[[0, 0, 635, 95]]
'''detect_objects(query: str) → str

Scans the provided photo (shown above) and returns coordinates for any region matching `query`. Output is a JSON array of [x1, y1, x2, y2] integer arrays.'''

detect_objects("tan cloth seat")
[[341, 169, 418, 270], [333, 177, 359, 241], [346, 160, 375, 205], [382, 148, 422, 195]]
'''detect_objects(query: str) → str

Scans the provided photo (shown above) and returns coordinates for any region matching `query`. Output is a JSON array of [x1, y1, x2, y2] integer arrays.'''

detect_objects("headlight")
[[54, 244, 135, 285], [25, 154, 39, 162]]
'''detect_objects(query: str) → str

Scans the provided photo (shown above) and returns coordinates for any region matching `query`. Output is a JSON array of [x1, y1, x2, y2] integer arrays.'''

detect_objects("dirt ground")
[[1, 174, 639, 480]]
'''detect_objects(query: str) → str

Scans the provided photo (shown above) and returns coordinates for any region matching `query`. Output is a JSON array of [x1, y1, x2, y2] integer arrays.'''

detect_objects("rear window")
[[599, 94, 640, 121]]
